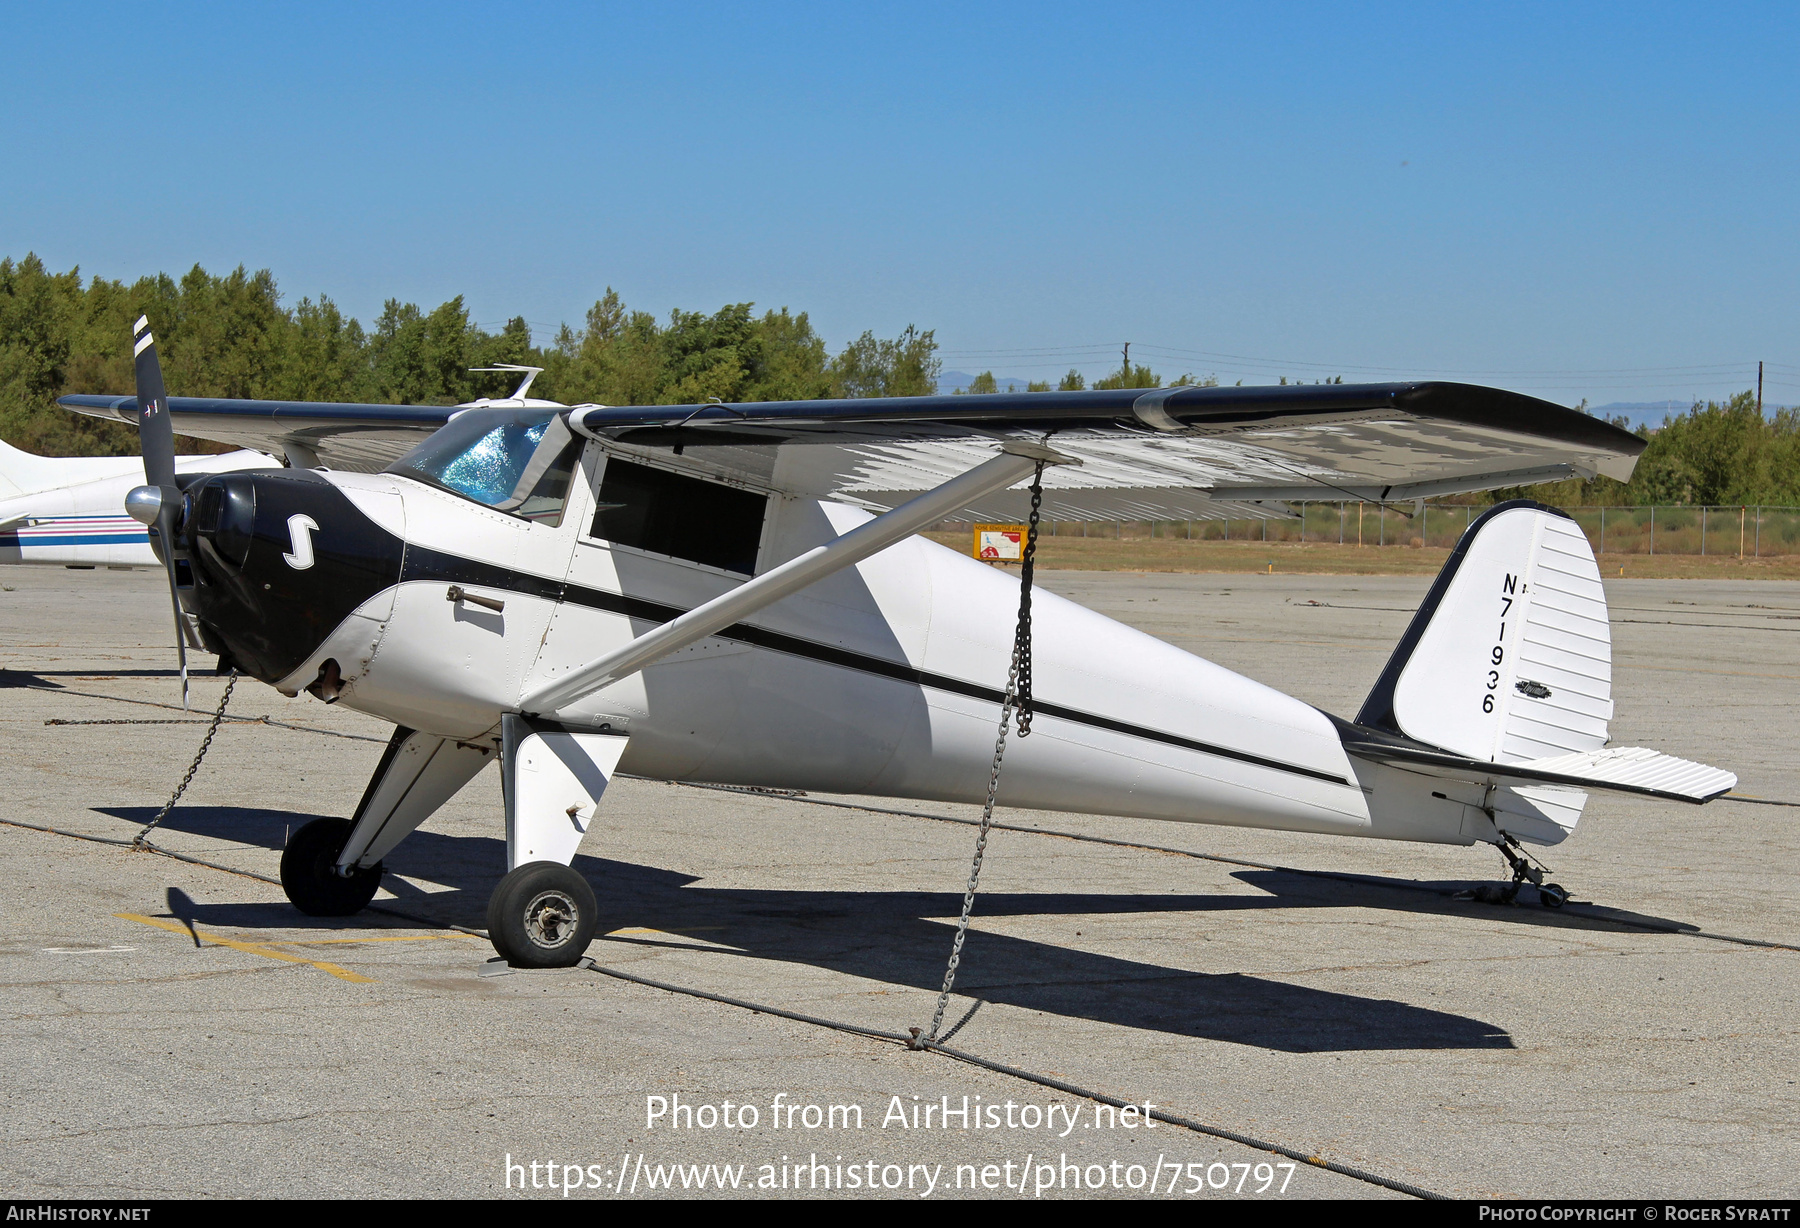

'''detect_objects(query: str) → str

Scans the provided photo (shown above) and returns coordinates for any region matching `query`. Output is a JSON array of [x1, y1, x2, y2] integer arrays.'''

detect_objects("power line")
[[937, 338, 1776, 382]]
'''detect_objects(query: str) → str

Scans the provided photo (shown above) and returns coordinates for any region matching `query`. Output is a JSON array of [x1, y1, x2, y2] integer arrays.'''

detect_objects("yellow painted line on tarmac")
[[608, 926, 727, 937], [115, 914, 376, 983], [287, 933, 474, 946]]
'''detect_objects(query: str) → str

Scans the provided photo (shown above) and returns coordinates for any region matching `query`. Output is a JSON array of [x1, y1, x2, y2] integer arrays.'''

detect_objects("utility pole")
[[1758, 361, 1764, 415], [1122, 342, 1130, 382]]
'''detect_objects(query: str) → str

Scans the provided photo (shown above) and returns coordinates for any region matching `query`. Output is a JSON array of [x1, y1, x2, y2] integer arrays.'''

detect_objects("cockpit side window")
[[387, 409, 584, 527]]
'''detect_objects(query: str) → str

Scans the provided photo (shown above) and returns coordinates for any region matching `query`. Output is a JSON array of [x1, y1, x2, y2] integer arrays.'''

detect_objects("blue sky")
[[5, 2, 1797, 409]]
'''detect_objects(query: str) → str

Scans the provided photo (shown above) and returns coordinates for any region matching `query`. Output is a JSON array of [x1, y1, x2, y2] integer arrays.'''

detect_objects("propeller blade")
[[165, 553, 190, 710], [130, 315, 190, 709], [132, 315, 176, 490]]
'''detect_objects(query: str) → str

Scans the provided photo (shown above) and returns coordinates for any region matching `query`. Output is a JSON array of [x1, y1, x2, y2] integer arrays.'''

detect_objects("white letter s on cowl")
[[283, 514, 320, 569]]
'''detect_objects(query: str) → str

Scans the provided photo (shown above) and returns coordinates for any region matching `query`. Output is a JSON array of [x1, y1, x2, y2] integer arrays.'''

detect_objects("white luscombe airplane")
[[59, 338, 1734, 972]]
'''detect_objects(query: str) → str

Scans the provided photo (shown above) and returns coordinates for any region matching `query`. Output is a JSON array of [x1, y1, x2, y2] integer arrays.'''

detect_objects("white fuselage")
[[278, 448, 1481, 847]]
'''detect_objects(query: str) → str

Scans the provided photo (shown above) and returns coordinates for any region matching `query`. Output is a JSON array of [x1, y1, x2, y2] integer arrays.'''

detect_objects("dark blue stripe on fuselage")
[[1, 533, 146, 547]]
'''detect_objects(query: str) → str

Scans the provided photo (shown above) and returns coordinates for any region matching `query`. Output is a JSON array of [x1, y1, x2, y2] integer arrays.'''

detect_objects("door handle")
[[447, 585, 505, 613]]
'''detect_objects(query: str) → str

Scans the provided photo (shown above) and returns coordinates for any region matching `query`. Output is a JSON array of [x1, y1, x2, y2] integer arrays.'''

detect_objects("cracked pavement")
[[0, 565, 1795, 1198]]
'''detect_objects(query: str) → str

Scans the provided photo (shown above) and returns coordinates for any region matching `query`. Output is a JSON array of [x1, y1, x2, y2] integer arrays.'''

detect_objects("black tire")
[[1540, 883, 1568, 909], [280, 818, 383, 917], [487, 862, 597, 968]]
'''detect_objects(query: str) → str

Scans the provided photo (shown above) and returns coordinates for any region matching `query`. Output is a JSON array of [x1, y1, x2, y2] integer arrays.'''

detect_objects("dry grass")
[[925, 532, 1800, 580]]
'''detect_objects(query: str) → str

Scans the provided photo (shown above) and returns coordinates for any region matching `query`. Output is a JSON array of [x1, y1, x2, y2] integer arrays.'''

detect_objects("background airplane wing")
[[573, 381, 1645, 521], [57, 394, 457, 473]]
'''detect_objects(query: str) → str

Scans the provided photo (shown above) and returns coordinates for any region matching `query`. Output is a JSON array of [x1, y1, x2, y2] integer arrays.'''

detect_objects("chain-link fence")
[[1035, 504, 1800, 556]]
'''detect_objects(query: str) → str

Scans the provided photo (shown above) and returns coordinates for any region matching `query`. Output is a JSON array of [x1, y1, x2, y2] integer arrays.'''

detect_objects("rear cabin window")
[[592, 459, 766, 576]]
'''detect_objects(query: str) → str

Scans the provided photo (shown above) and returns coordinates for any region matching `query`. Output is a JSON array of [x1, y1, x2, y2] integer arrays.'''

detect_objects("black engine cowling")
[[181, 470, 404, 684]]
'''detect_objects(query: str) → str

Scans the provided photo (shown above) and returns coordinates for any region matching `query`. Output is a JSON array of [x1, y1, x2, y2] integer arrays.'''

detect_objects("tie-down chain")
[[911, 459, 1046, 1048]]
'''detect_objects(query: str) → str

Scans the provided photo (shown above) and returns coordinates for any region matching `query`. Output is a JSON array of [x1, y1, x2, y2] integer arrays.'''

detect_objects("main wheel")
[[487, 861, 598, 968], [280, 818, 383, 917]]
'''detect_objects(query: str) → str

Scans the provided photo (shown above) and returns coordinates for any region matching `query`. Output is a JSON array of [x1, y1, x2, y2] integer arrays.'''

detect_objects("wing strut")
[[518, 446, 1066, 716]]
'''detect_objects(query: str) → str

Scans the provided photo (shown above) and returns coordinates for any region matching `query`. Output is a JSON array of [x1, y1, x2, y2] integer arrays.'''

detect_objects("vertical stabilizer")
[[0, 439, 77, 499], [1357, 500, 1613, 765], [0, 439, 144, 500]]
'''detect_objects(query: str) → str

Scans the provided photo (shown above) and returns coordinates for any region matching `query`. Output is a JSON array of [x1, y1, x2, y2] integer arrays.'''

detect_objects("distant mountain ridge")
[[936, 370, 1044, 394], [1590, 400, 1789, 429]]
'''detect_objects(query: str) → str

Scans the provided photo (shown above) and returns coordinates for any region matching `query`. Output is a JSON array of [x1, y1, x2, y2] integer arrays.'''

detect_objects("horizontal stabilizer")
[[1513, 746, 1737, 802], [1341, 732, 1736, 804]]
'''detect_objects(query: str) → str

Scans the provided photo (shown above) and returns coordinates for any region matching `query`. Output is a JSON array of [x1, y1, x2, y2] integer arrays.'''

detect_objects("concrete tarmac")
[[0, 564, 1794, 1200]]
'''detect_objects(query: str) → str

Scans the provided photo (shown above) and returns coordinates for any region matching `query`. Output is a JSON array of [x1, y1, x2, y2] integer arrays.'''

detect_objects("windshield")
[[387, 409, 582, 525]]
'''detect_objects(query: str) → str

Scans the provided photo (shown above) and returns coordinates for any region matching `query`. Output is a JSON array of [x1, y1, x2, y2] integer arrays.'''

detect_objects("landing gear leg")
[[486, 715, 627, 967], [1493, 834, 1568, 909]]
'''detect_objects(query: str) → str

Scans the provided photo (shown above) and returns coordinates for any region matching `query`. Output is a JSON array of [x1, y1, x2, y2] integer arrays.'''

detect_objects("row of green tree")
[[0, 255, 940, 456], [917, 366, 1800, 508], [1498, 392, 1800, 508], [957, 366, 1224, 393], [3, 253, 1795, 505]]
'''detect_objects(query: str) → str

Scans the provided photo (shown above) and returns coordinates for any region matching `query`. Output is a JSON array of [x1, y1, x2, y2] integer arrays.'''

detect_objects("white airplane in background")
[[0, 438, 271, 568], [59, 330, 1734, 972], [3, 365, 552, 568]]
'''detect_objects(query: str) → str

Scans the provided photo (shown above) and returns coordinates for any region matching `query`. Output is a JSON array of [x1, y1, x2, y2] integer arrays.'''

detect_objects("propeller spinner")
[[122, 315, 192, 708]]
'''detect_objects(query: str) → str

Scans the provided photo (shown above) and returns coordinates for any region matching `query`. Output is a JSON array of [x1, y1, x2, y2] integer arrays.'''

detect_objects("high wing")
[[60, 380, 1645, 519], [57, 394, 464, 473], [570, 381, 1643, 520]]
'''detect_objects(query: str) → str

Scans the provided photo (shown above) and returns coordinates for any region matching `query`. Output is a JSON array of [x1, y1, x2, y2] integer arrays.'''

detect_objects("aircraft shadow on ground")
[[1, 669, 63, 689], [1224, 869, 1704, 938], [90, 803, 1553, 1053], [3, 667, 192, 688]]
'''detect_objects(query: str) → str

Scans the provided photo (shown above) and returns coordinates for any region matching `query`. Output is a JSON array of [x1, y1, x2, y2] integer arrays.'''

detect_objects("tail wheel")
[[1539, 883, 1569, 909], [280, 818, 383, 916], [488, 862, 597, 968]]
